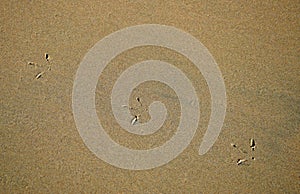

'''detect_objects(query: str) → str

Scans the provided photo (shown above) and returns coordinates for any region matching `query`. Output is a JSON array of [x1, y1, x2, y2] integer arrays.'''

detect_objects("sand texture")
[[1, 0, 299, 193]]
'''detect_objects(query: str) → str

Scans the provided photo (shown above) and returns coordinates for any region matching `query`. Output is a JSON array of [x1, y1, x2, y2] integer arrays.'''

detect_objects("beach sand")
[[1, 0, 299, 193]]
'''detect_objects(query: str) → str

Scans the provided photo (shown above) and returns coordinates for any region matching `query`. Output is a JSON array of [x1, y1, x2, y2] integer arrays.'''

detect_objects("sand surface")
[[1, 0, 299, 193]]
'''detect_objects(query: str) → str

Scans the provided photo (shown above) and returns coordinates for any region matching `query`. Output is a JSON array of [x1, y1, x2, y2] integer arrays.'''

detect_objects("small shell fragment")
[[131, 115, 139, 125], [237, 159, 247, 165], [250, 138, 255, 151], [230, 143, 237, 148], [45, 53, 49, 61], [35, 71, 45, 79]]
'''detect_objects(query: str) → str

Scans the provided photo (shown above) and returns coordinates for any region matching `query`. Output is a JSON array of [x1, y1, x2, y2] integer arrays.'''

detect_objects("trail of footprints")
[[27, 53, 51, 79], [29, 55, 255, 167], [231, 138, 256, 166], [128, 97, 257, 167], [127, 97, 143, 126]]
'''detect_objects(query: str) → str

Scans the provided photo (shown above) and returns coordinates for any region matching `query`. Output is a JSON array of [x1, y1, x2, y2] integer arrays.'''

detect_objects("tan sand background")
[[1, 0, 299, 193]]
